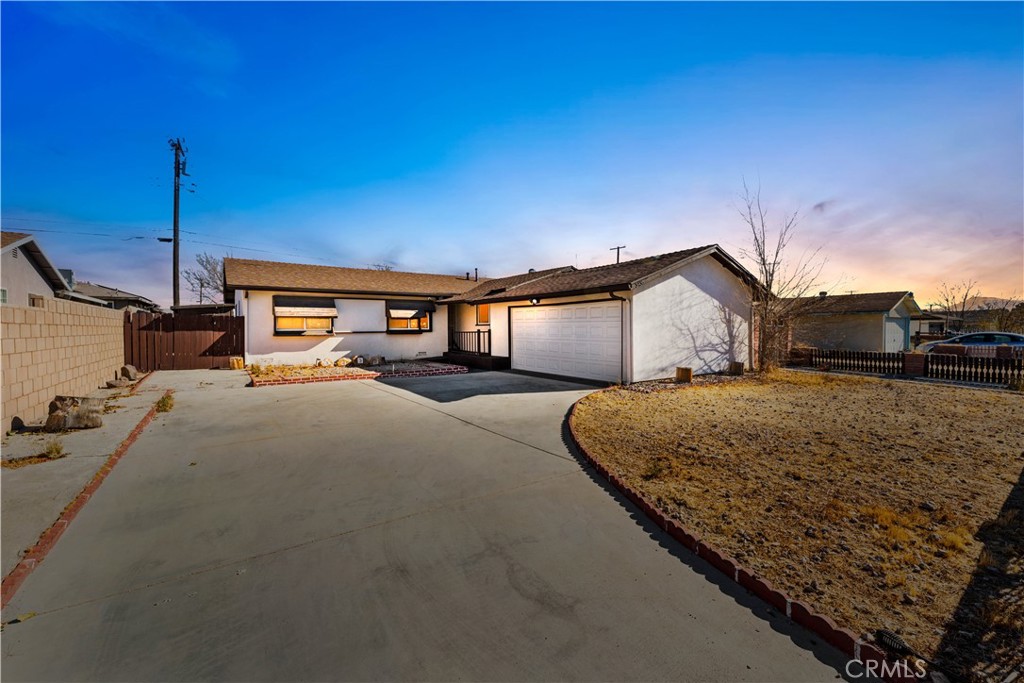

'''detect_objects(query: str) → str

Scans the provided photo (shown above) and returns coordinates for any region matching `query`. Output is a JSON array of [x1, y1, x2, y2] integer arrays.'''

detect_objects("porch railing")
[[450, 329, 491, 356]]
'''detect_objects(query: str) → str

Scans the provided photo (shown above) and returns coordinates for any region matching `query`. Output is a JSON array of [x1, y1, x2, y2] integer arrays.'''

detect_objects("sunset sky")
[[2, 2, 1021, 308]]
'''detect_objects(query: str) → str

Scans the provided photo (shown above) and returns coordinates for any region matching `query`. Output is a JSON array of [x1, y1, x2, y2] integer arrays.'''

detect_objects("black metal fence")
[[809, 349, 904, 375], [450, 329, 491, 356], [803, 348, 1023, 387], [926, 354, 1024, 385]]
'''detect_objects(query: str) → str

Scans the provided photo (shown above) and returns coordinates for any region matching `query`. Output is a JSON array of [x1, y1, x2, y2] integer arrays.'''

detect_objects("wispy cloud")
[[27, 3, 239, 78]]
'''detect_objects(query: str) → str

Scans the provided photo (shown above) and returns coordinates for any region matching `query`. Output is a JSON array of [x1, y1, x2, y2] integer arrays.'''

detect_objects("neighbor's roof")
[[1, 231, 31, 249], [793, 291, 919, 316], [1, 230, 70, 292], [223, 257, 486, 302], [450, 245, 757, 304], [75, 281, 158, 305]]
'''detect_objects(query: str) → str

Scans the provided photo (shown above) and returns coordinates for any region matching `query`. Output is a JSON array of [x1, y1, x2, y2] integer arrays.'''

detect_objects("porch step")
[[441, 352, 511, 371]]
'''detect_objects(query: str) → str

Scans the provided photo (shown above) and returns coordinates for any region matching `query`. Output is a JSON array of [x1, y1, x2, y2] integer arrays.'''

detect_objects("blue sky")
[[2, 2, 1021, 308]]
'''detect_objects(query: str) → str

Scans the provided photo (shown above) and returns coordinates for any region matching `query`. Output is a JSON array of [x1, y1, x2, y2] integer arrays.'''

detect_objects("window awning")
[[272, 295, 338, 318], [386, 299, 435, 318]]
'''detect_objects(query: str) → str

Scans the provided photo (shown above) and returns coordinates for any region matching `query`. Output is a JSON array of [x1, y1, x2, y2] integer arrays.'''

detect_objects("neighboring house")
[[1, 232, 107, 308], [73, 280, 162, 313], [1, 232, 125, 426], [909, 311, 947, 337], [224, 258, 485, 366], [225, 244, 759, 384], [791, 291, 922, 353], [926, 297, 1024, 334]]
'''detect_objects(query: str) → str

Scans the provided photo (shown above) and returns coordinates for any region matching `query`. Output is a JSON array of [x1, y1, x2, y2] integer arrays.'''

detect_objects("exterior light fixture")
[[529, 298, 541, 305]]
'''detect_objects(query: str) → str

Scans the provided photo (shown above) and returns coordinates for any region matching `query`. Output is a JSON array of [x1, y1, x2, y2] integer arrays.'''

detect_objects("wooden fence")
[[124, 311, 244, 372], [803, 348, 1023, 387]]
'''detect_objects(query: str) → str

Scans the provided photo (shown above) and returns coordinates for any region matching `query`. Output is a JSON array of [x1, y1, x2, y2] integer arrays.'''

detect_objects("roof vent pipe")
[[819, 291, 828, 298], [474, 268, 478, 282], [466, 272, 470, 280]]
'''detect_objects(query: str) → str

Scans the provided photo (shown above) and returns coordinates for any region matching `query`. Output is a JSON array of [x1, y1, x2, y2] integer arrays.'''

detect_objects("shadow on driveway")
[[376, 369, 601, 403]]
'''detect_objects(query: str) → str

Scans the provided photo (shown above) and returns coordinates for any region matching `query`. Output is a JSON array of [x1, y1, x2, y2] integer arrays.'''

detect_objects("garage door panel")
[[512, 302, 622, 382]]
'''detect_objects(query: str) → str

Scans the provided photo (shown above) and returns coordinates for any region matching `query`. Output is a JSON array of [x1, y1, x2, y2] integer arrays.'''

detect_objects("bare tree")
[[371, 263, 394, 271], [737, 180, 825, 371], [932, 280, 979, 334], [182, 252, 225, 304], [981, 294, 1024, 333]]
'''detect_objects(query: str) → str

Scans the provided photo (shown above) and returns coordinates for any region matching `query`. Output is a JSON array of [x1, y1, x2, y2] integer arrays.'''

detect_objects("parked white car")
[[917, 332, 1024, 353]]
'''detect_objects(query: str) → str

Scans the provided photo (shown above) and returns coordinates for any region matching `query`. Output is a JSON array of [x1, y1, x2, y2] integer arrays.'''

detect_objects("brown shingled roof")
[[1, 231, 31, 248], [223, 258, 485, 302], [455, 245, 734, 304], [793, 291, 917, 315], [445, 266, 576, 303]]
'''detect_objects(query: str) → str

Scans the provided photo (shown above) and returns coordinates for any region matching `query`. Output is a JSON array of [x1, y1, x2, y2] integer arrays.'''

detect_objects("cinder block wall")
[[1, 299, 124, 427]]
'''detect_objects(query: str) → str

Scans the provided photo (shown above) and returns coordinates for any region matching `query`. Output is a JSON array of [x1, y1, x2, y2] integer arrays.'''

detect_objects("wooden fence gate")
[[124, 311, 245, 372]]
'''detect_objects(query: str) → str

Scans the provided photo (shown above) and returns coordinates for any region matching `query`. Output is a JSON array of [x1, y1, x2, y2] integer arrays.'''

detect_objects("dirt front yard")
[[571, 371, 1023, 681]]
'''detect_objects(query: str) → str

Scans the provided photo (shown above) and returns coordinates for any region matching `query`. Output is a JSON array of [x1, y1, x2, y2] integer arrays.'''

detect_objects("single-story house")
[[224, 258, 484, 366], [224, 244, 759, 384], [1, 232, 108, 308], [790, 291, 922, 353]]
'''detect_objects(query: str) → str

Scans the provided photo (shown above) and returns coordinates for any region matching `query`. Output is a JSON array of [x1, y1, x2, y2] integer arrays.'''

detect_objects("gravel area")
[[248, 360, 462, 381], [570, 370, 1024, 681]]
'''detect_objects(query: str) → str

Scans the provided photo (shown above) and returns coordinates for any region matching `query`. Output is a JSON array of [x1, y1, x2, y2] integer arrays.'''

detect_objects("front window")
[[476, 304, 490, 325], [275, 316, 333, 335], [387, 314, 431, 331], [386, 299, 435, 333], [272, 295, 337, 336]]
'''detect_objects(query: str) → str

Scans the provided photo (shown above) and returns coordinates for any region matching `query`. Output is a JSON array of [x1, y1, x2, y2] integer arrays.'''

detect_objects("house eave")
[[455, 284, 626, 305], [225, 284, 457, 300]]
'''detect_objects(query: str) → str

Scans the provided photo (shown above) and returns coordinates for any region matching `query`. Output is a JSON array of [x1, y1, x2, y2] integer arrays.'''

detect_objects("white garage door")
[[511, 301, 622, 382]]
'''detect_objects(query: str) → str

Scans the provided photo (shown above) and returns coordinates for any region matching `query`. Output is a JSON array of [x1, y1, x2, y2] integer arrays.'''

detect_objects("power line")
[[3, 223, 334, 262]]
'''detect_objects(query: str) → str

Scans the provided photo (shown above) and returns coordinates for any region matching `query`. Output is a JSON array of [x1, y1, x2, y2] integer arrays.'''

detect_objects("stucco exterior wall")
[[1, 247, 55, 307], [240, 290, 449, 366], [451, 302, 490, 332], [1, 298, 124, 427], [630, 257, 751, 381], [792, 313, 881, 351]]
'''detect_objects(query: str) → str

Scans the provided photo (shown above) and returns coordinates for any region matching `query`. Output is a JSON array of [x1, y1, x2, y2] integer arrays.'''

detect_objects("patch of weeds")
[[248, 363, 263, 376], [977, 548, 998, 569], [936, 527, 972, 553], [1007, 377, 1024, 392], [43, 438, 64, 459], [155, 394, 174, 413], [2, 439, 67, 469], [821, 498, 848, 523], [641, 456, 670, 481], [886, 525, 912, 546]]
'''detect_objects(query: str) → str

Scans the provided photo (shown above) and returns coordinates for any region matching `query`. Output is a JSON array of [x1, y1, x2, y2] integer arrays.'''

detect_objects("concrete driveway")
[[2, 370, 851, 681]]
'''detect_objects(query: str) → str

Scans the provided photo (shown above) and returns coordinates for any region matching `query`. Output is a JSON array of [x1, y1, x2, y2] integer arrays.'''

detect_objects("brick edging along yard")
[[565, 391, 913, 682]]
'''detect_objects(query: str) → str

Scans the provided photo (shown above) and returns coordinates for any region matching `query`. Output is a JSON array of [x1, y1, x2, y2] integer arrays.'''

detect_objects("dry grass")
[[571, 370, 1024, 679]]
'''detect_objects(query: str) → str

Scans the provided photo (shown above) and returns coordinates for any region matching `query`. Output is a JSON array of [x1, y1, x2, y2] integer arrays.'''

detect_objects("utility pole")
[[610, 245, 626, 264], [169, 138, 188, 308]]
